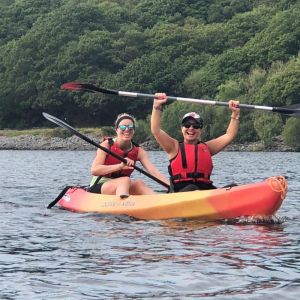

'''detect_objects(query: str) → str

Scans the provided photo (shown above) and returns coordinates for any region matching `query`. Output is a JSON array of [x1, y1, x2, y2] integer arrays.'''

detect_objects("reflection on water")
[[0, 150, 300, 299]]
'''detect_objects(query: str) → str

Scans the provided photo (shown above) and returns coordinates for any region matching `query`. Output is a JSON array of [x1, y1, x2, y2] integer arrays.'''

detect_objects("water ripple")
[[0, 151, 299, 299]]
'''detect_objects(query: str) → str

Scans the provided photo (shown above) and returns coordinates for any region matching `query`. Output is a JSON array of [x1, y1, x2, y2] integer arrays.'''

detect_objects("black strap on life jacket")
[[170, 141, 210, 182], [194, 141, 199, 174], [179, 142, 187, 168], [171, 172, 209, 181]]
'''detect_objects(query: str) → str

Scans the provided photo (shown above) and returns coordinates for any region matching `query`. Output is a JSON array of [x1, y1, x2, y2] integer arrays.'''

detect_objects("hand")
[[229, 100, 240, 118], [154, 92, 167, 107], [228, 100, 240, 111], [119, 158, 134, 170]]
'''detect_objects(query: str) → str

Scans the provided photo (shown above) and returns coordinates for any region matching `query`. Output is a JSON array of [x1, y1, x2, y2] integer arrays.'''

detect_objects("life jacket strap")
[[179, 142, 187, 168], [171, 172, 210, 181]]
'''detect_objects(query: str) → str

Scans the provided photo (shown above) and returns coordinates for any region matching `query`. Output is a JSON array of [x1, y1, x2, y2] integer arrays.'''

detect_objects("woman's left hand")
[[124, 157, 135, 168], [228, 100, 240, 111]]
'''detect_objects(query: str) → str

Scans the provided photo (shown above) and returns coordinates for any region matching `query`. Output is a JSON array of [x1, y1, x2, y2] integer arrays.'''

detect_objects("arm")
[[206, 100, 240, 156], [90, 140, 126, 176], [151, 93, 178, 159], [138, 148, 170, 187]]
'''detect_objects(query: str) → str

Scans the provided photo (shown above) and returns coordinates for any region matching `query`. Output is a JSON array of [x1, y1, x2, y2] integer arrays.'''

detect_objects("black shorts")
[[88, 183, 104, 194], [172, 181, 217, 193]]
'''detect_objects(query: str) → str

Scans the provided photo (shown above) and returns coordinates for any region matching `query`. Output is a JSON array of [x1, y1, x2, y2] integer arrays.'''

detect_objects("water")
[[0, 150, 299, 299]]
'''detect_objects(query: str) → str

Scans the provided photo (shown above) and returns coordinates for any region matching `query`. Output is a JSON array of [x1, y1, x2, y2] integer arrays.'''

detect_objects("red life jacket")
[[168, 142, 213, 184], [104, 138, 139, 178]]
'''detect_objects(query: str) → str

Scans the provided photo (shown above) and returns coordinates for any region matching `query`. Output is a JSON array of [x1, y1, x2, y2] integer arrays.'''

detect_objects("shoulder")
[[137, 146, 148, 159], [96, 139, 111, 155], [100, 139, 110, 148]]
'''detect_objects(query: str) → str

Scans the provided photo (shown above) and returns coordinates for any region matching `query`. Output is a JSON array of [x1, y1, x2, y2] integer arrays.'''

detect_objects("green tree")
[[254, 114, 283, 147], [282, 118, 300, 150], [255, 56, 300, 107]]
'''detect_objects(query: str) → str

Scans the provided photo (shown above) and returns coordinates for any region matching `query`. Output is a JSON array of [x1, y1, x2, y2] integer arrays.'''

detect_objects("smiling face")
[[181, 118, 202, 144], [116, 118, 135, 142]]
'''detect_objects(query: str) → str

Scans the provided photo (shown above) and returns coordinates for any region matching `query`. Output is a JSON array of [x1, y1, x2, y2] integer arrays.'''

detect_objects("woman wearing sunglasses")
[[151, 93, 240, 192], [90, 113, 169, 198]]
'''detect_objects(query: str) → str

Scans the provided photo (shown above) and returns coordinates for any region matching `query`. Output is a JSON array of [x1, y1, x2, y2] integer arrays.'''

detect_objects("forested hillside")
[[0, 0, 299, 147]]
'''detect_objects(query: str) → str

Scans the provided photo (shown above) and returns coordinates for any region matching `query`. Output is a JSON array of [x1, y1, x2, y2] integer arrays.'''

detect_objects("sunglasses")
[[118, 124, 135, 131], [182, 122, 201, 129]]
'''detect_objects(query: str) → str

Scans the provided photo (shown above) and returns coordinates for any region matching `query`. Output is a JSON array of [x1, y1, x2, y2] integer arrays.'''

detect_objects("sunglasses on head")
[[118, 124, 135, 131], [182, 122, 201, 129]]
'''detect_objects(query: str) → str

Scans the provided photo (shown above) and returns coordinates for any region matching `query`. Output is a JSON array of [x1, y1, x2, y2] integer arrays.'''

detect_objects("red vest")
[[104, 138, 139, 178], [168, 142, 213, 184]]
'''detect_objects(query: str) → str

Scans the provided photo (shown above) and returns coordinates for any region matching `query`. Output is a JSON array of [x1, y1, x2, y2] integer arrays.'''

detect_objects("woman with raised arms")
[[151, 94, 240, 192]]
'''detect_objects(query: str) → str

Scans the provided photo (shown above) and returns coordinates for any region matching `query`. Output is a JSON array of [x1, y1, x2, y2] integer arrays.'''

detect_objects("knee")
[[130, 179, 148, 191], [132, 179, 146, 188]]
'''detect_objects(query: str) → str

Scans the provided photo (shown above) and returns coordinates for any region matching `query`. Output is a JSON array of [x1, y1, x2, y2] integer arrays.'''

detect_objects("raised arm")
[[151, 93, 178, 158], [206, 100, 240, 155]]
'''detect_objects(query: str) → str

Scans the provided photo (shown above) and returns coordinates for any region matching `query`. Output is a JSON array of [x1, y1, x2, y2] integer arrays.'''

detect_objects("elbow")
[[151, 129, 158, 137], [151, 125, 157, 136], [91, 166, 98, 176], [151, 126, 160, 137], [152, 132, 160, 142]]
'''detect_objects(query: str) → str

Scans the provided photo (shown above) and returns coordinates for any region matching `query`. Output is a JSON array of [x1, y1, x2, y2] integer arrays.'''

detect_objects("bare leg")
[[101, 177, 131, 197], [130, 179, 156, 195]]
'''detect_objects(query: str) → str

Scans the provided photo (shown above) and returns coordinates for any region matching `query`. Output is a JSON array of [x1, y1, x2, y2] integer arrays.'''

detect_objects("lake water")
[[0, 150, 299, 299]]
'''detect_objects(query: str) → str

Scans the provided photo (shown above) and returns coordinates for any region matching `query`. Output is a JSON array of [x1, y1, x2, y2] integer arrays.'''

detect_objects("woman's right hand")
[[154, 93, 167, 107]]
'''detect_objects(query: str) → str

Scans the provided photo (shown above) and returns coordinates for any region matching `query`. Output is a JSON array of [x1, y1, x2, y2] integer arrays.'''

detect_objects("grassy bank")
[[0, 128, 103, 139]]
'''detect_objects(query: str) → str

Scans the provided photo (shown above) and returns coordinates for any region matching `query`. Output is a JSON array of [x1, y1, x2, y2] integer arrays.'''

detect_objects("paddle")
[[47, 186, 72, 209], [61, 82, 300, 118], [42, 113, 170, 192]]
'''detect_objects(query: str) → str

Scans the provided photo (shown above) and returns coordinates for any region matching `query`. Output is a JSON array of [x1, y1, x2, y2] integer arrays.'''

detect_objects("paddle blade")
[[47, 186, 72, 209], [43, 112, 73, 131], [42, 112, 101, 149], [275, 103, 300, 118], [284, 103, 300, 118], [61, 82, 118, 95]]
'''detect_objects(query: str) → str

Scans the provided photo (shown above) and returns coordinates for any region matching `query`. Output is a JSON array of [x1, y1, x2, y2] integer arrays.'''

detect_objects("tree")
[[253, 114, 283, 147], [282, 118, 300, 150]]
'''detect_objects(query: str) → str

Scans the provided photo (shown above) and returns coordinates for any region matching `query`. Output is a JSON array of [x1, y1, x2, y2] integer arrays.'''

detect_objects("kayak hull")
[[57, 176, 287, 220]]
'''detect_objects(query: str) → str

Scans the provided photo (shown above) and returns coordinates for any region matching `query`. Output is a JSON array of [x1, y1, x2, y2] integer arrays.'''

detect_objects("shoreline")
[[0, 134, 296, 152]]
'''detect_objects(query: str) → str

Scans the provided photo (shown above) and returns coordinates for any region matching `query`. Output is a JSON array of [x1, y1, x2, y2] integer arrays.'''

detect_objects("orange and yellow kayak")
[[57, 176, 287, 220]]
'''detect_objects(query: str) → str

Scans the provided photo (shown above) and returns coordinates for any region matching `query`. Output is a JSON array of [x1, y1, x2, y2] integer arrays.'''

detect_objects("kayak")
[[56, 176, 287, 221]]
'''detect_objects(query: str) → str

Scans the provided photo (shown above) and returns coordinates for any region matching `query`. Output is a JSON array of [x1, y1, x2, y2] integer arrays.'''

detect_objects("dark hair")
[[114, 113, 136, 128]]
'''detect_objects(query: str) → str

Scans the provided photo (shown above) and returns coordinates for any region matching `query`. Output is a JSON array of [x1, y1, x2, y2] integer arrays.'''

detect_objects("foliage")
[[100, 126, 116, 138], [0, 0, 299, 149], [253, 114, 283, 147], [282, 118, 300, 150], [134, 118, 151, 144], [44, 128, 73, 138]]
